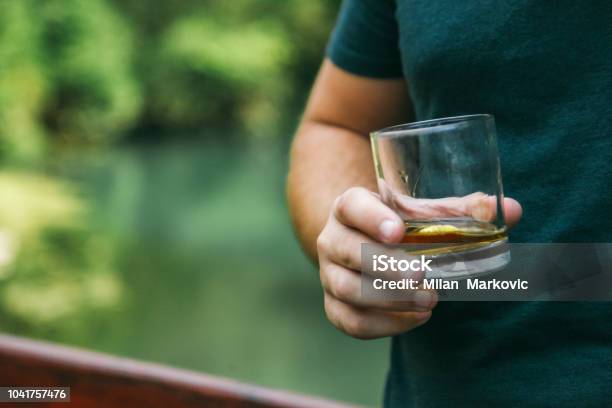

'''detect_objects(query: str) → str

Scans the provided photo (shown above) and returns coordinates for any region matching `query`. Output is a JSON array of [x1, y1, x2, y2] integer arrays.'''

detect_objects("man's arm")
[[287, 61, 440, 340], [287, 60, 413, 260]]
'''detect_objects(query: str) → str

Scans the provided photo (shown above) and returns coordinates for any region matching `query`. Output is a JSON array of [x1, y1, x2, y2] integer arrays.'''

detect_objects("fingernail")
[[379, 219, 399, 241], [414, 291, 432, 308]]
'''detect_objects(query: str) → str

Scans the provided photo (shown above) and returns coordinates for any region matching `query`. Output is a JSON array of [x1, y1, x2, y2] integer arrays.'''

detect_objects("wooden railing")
[[0, 334, 361, 408]]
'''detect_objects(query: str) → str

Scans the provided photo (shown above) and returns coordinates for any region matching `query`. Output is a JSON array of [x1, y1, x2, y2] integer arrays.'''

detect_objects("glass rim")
[[371, 114, 493, 138]]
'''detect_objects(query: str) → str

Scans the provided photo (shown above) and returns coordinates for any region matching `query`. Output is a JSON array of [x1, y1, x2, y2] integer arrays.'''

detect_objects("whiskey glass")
[[370, 114, 509, 278]]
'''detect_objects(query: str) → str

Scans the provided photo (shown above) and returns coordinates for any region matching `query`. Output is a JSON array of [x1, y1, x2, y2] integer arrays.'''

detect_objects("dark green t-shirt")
[[327, 1, 612, 406]]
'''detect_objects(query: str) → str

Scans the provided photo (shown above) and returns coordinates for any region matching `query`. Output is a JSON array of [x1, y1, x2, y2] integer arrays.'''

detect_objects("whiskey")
[[402, 218, 507, 246], [399, 218, 510, 276]]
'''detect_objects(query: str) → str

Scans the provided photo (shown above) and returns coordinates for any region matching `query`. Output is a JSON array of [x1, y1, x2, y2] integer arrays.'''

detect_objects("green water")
[[1, 141, 388, 406]]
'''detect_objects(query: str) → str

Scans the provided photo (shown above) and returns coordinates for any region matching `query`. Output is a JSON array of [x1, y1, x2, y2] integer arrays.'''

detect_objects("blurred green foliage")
[[0, 0, 340, 163], [0, 1, 47, 161], [42, 0, 142, 143], [0, 172, 122, 337], [0, 0, 140, 161]]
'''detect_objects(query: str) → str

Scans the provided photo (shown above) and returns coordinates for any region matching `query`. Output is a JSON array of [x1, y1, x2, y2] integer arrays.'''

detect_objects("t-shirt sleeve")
[[326, 0, 403, 78]]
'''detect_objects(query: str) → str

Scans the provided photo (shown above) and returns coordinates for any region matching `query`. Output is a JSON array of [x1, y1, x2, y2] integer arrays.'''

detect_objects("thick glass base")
[[423, 238, 510, 280]]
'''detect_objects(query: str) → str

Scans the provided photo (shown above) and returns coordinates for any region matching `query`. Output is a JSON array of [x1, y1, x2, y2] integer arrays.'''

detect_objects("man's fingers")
[[502, 197, 522, 228], [474, 195, 523, 228], [317, 219, 375, 271], [324, 293, 432, 339], [320, 263, 437, 312], [333, 187, 404, 243], [318, 219, 425, 281]]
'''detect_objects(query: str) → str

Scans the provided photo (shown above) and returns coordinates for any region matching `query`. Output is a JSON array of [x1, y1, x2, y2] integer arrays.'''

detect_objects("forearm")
[[287, 60, 412, 261], [287, 120, 376, 261]]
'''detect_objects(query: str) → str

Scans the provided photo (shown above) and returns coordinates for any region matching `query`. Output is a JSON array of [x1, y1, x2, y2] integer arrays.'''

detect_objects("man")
[[287, 0, 612, 406]]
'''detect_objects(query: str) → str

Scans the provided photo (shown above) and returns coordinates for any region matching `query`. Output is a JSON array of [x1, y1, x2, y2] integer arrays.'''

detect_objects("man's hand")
[[317, 187, 523, 339], [317, 187, 435, 339]]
